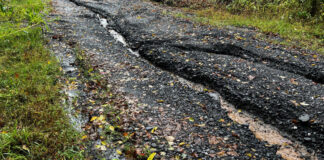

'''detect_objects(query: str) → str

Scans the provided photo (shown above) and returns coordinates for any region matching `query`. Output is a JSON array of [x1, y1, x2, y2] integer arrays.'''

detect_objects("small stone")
[[146, 126, 154, 130], [299, 114, 310, 122], [304, 137, 311, 141], [151, 143, 157, 148]]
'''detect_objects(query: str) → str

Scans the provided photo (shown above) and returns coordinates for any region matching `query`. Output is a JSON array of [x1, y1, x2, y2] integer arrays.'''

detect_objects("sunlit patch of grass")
[[0, 0, 84, 159], [175, 8, 324, 54]]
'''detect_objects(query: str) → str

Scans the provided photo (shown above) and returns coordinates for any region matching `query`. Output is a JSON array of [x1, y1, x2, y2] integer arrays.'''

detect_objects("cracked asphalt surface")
[[48, 0, 323, 159]]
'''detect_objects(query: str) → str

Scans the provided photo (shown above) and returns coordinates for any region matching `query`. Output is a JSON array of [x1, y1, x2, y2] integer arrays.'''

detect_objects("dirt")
[[48, 0, 323, 159]]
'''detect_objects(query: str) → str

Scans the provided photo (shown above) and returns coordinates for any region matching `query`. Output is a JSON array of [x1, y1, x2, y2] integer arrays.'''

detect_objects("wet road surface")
[[48, 0, 323, 159]]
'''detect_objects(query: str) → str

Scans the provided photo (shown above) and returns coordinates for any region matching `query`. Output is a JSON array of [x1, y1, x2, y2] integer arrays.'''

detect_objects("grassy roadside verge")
[[155, 1, 324, 54], [0, 0, 83, 159], [190, 8, 323, 54]]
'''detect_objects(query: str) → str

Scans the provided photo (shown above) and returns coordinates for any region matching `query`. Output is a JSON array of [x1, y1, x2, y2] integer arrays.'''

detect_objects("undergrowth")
[[0, 0, 83, 159]]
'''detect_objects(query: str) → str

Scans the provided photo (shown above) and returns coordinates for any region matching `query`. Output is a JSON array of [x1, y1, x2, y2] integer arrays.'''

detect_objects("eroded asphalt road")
[[48, 0, 324, 159]]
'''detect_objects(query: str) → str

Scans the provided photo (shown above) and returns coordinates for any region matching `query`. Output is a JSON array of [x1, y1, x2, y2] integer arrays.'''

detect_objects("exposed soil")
[[48, 0, 323, 159]]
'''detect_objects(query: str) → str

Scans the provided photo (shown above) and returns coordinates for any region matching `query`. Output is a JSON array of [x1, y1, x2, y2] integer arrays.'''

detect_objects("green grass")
[[0, 0, 84, 159], [175, 7, 324, 54]]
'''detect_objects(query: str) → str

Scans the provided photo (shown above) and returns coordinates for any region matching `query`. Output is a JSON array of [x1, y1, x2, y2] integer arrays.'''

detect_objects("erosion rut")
[[49, 0, 324, 159]]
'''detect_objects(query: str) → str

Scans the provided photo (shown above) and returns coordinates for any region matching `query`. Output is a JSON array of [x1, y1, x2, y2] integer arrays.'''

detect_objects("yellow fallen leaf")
[[101, 141, 107, 145], [246, 153, 252, 157], [81, 135, 88, 140], [97, 115, 105, 121], [90, 116, 98, 122], [116, 149, 122, 155], [219, 119, 225, 123], [188, 117, 194, 122], [179, 142, 186, 146], [147, 152, 156, 160], [151, 127, 158, 133], [97, 145, 106, 151], [109, 126, 115, 131], [89, 99, 95, 104], [157, 100, 164, 103], [22, 145, 29, 151], [313, 55, 318, 58]]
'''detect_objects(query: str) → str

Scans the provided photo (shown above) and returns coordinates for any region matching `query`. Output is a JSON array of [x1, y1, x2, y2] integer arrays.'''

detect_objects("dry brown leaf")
[[208, 136, 220, 145], [290, 100, 300, 107], [290, 78, 299, 85]]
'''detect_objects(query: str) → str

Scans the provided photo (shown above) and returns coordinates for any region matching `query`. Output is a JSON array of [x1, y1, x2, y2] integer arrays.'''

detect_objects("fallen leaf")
[[165, 136, 175, 142], [209, 153, 216, 157], [147, 152, 156, 160], [90, 116, 98, 122], [22, 145, 29, 152], [157, 100, 164, 103], [109, 126, 115, 131], [96, 145, 106, 151], [208, 136, 220, 145], [290, 78, 299, 85], [123, 132, 129, 137], [151, 127, 158, 133], [14, 73, 19, 79], [194, 123, 205, 127], [179, 142, 186, 146], [217, 150, 225, 157], [81, 135, 88, 140], [290, 100, 300, 107], [188, 117, 194, 122], [300, 102, 310, 106], [101, 141, 107, 145], [246, 153, 252, 157], [89, 99, 95, 104], [97, 115, 105, 121], [116, 149, 122, 155]]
